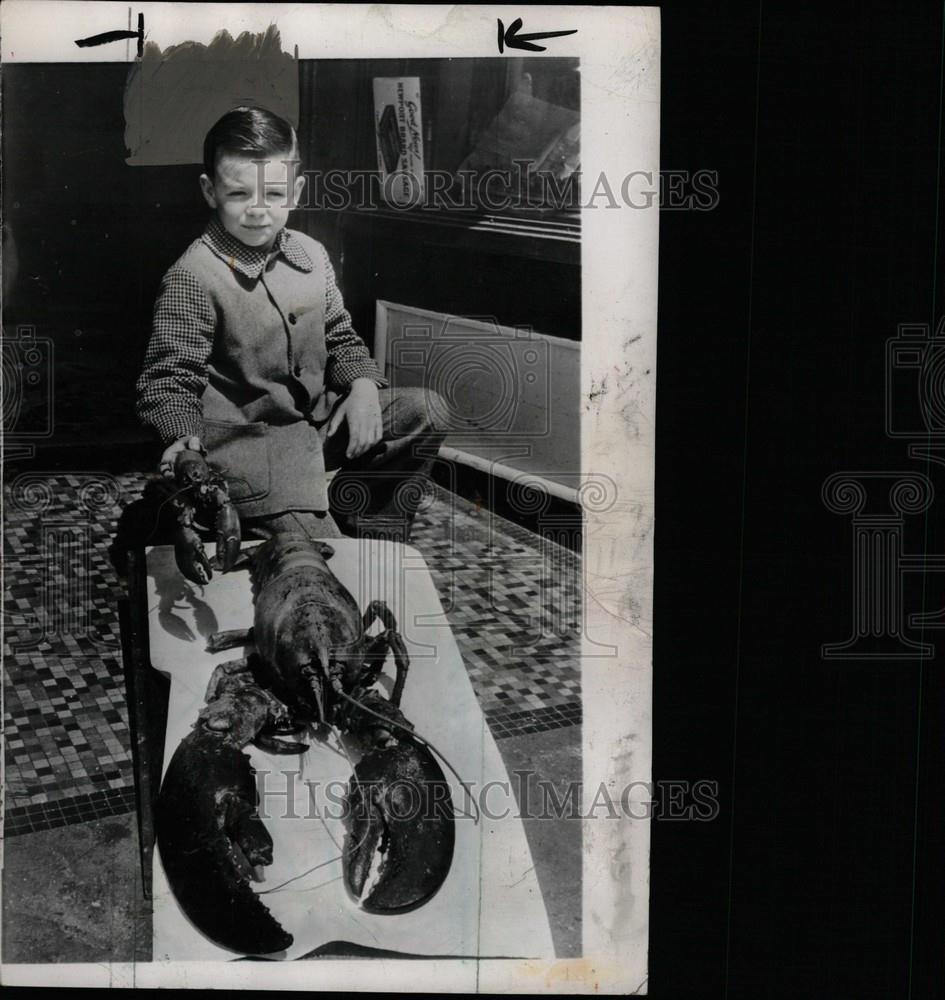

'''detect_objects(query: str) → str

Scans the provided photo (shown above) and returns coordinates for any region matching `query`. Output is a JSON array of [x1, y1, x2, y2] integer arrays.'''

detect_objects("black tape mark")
[[75, 12, 144, 58], [497, 17, 577, 54]]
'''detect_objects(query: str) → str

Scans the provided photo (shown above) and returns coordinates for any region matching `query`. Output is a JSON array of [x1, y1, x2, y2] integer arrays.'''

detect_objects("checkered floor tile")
[[3, 470, 581, 833]]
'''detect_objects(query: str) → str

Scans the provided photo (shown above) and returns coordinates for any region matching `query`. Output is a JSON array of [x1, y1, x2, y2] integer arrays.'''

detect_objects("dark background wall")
[[3, 63, 205, 448]]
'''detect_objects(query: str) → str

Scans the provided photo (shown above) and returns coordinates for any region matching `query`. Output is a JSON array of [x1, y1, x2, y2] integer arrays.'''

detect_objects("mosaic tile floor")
[[3, 470, 581, 834]]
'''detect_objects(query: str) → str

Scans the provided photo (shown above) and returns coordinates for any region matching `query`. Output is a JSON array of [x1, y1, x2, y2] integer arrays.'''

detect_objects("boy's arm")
[[320, 248, 389, 391], [319, 247, 386, 458], [136, 265, 214, 447]]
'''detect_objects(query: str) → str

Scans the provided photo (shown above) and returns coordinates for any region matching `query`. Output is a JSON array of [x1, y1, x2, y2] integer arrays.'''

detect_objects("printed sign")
[[373, 76, 425, 208]]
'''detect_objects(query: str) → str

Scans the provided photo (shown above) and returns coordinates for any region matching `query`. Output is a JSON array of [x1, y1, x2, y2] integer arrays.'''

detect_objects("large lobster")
[[155, 455, 456, 956]]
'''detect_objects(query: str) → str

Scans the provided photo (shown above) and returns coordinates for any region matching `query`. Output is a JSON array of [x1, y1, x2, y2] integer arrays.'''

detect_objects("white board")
[[145, 541, 554, 961]]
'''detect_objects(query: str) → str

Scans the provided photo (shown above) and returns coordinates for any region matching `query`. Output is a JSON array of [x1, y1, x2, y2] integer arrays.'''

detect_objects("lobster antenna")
[[335, 689, 481, 825], [142, 482, 194, 544], [143, 471, 255, 546], [258, 854, 342, 895]]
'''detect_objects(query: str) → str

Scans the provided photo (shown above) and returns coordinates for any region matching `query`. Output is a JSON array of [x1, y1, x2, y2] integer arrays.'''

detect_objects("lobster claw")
[[157, 686, 294, 955], [157, 731, 293, 955], [174, 523, 213, 585], [214, 500, 242, 573], [343, 741, 455, 913]]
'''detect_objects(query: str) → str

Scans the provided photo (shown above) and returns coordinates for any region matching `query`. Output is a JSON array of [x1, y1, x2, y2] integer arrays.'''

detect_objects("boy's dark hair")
[[203, 106, 299, 177]]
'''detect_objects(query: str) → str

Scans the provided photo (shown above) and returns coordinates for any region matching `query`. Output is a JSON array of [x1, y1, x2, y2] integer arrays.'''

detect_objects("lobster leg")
[[205, 663, 310, 754], [254, 730, 309, 755], [207, 627, 254, 653], [361, 599, 397, 631], [359, 634, 392, 690], [359, 632, 410, 708], [205, 658, 254, 701], [361, 601, 410, 707], [386, 632, 410, 708]]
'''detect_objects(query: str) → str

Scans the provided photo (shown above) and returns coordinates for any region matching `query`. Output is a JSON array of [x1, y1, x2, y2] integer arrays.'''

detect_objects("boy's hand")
[[327, 379, 382, 459], [159, 435, 204, 478]]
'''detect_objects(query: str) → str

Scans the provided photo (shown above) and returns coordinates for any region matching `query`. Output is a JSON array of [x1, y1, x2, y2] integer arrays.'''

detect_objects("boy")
[[129, 106, 444, 550]]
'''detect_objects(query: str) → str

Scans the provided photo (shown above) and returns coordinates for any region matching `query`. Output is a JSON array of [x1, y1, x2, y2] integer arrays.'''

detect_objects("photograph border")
[[0, 3, 658, 992]]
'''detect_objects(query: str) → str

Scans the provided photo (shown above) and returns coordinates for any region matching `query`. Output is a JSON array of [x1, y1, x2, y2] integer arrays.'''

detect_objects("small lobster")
[[155, 531, 457, 956], [169, 448, 242, 586]]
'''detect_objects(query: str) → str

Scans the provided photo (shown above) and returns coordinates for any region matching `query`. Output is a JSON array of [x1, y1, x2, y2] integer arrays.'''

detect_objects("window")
[[429, 58, 580, 215]]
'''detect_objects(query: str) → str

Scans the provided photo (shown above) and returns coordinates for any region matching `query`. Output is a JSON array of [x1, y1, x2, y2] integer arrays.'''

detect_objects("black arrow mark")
[[497, 17, 577, 53], [75, 12, 144, 58]]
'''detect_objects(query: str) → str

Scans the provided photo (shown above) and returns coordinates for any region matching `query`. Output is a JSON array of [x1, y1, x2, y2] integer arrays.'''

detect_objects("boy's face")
[[199, 153, 306, 250]]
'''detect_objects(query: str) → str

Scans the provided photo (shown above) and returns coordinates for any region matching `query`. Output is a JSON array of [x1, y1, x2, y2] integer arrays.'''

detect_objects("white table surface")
[[146, 541, 554, 961]]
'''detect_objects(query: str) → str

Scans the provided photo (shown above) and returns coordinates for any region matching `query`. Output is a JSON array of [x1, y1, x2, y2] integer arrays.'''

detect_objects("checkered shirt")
[[136, 218, 387, 445]]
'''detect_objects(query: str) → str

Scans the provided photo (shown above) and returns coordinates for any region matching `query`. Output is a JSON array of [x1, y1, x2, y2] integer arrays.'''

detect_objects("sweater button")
[[288, 312, 297, 324]]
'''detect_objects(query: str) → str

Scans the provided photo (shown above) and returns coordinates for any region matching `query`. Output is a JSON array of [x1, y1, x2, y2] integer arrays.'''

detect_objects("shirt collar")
[[202, 217, 314, 278]]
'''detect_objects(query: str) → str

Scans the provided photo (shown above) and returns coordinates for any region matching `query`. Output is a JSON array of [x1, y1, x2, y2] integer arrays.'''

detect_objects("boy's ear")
[[199, 173, 217, 210], [292, 171, 306, 208]]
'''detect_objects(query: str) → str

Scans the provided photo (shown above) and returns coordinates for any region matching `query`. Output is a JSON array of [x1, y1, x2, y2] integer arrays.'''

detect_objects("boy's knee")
[[393, 386, 448, 436], [419, 387, 447, 433]]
